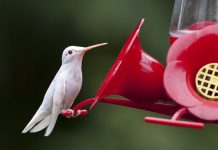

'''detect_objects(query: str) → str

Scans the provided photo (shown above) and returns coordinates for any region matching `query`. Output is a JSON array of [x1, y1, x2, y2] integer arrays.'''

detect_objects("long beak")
[[84, 43, 107, 51]]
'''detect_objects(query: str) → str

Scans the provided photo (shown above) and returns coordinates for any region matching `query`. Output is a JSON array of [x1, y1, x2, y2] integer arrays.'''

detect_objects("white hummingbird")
[[22, 43, 107, 136]]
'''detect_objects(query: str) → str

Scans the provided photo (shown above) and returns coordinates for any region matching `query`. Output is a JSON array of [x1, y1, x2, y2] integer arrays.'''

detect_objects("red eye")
[[68, 50, 72, 54]]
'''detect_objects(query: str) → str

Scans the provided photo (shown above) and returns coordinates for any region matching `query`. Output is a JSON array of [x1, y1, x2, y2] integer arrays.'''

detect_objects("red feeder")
[[166, 24, 218, 121], [90, 19, 166, 109], [146, 24, 218, 128]]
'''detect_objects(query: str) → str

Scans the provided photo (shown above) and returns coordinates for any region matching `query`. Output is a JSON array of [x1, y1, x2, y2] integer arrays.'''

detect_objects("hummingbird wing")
[[44, 76, 66, 136], [22, 70, 61, 133]]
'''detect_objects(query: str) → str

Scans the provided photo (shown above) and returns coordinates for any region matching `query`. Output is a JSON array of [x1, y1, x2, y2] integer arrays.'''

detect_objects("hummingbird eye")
[[68, 50, 73, 55]]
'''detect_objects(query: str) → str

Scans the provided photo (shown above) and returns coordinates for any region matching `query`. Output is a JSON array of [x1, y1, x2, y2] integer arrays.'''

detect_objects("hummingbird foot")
[[74, 109, 88, 117], [61, 109, 88, 118], [61, 109, 74, 118]]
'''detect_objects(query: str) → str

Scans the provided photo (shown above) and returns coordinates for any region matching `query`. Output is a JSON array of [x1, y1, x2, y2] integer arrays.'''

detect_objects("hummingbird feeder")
[[63, 0, 218, 129]]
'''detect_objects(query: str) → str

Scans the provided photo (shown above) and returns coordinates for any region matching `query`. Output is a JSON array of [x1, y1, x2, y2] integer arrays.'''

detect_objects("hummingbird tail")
[[30, 115, 51, 133], [22, 111, 49, 133], [44, 105, 61, 136]]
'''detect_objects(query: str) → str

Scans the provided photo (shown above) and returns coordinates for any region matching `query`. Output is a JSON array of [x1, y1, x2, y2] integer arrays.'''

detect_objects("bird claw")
[[61, 109, 88, 118], [74, 109, 88, 117], [61, 109, 74, 118]]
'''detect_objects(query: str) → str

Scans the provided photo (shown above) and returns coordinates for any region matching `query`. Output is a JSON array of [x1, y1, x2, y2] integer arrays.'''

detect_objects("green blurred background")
[[1, 0, 218, 150]]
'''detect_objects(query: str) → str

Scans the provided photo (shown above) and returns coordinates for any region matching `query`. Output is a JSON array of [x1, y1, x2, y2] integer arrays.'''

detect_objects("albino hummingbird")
[[22, 43, 107, 136]]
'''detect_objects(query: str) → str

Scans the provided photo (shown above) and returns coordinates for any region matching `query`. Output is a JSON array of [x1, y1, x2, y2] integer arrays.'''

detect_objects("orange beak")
[[83, 43, 107, 52]]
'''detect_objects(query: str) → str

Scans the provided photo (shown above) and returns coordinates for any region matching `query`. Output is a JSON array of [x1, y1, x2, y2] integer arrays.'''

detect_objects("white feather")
[[45, 76, 65, 136], [30, 115, 51, 133], [22, 71, 58, 133]]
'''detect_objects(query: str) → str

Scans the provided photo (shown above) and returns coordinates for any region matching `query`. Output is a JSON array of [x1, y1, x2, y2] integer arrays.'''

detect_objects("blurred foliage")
[[1, 0, 218, 150]]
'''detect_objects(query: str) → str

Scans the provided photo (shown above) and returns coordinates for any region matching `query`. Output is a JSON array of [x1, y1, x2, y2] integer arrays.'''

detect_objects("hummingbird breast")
[[62, 67, 83, 109]]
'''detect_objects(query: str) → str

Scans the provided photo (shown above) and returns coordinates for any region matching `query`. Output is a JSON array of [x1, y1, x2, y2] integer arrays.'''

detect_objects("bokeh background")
[[1, 0, 218, 150]]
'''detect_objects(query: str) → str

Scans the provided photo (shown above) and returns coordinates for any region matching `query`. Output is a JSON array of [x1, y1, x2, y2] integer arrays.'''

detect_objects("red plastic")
[[90, 18, 165, 109], [70, 98, 180, 116], [145, 108, 204, 128], [68, 97, 203, 121]]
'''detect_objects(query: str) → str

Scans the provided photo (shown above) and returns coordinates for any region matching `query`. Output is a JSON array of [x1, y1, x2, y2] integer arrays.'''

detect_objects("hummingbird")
[[22, 43, 107, 136]]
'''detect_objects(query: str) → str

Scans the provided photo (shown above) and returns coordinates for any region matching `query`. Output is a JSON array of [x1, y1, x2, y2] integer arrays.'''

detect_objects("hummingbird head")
[[62, 43, 107, 64]]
